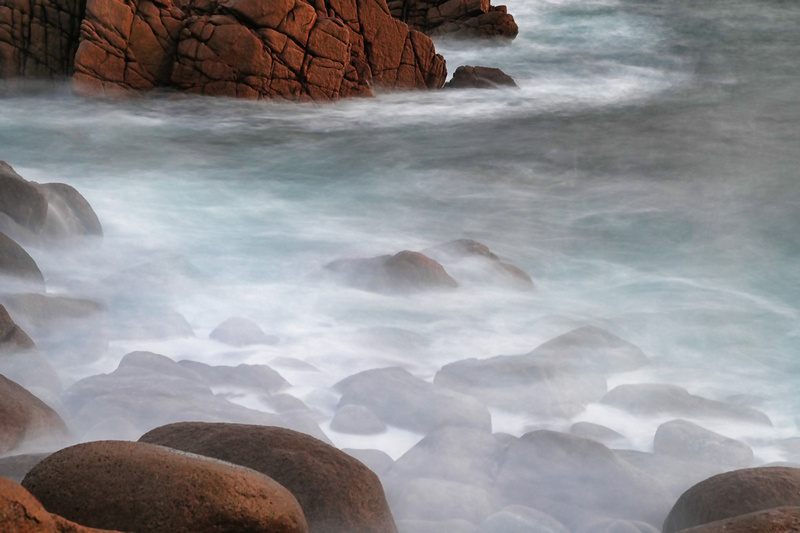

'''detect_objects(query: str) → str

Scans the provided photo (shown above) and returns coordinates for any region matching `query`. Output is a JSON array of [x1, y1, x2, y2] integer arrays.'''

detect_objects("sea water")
[[1, 0, 799, 464]]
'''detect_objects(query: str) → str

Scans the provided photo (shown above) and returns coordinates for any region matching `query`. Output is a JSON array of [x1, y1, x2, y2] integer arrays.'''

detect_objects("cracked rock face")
[[1, 0, 447, 99], [387, 0, 517, 40]]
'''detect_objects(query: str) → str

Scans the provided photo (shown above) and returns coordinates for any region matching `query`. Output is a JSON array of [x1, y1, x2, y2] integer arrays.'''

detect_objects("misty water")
[[2, 0, 800, 528]]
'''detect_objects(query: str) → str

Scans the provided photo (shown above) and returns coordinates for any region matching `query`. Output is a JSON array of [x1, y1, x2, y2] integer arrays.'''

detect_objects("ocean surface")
[[2, 0, 799, 469]]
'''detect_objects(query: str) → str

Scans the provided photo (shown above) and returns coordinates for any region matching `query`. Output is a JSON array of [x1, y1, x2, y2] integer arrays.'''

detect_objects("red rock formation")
[[69, 0, 446, 99], [387, 0, 517, 40]]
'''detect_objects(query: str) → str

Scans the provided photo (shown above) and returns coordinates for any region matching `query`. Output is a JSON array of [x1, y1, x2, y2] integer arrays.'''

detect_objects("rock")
[[434, 352, 607, 418], [601, 383, 772, 426], [69, 0, 445, 99], [109, 305, 194, 340], [678, 506, 800, 533], [335, 366, 491, 433], [388, 426, 504, 486], [0, 162, 103, 244], [343, 448, 395, 477], [209, 316, 279, 346], [653, 419, 754, 468], [1, 293, 108, 365], [37, 182, 103, 239], [661, 466, 800, 533], [21, 439, 308, 532], [0, 452, 49, 483], [422, 239, 532, 289], [569, 421, 626, 446], [387, 0, 518, 40], [614, 450, 729, 499], [445, 66, 518, 89], [575, 518, 659, 533], [139, 421, 398, 533], [0, 303, 35, 352], [331, 404, 387, 434], [479, 505, 570, 533], [177, 359, 290, 395], [494, 430, 672, 529], [63, 351, 319, 441], [0, 477, 120, 533], [435, 327, 649, 418], [0, 232, 45, 290], [0, 375, 69, 455], [0, 161, 48, 235], [389, 477, 495, 523], [326, 250, 458, 294]]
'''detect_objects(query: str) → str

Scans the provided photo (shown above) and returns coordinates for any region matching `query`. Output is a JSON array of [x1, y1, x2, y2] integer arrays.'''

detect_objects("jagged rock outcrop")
[[387, 0, 517, 40], [1, 0, 447, 99]]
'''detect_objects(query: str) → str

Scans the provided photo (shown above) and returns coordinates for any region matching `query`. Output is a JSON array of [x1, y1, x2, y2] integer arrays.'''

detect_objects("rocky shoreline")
[[3, 161, 800, 531]]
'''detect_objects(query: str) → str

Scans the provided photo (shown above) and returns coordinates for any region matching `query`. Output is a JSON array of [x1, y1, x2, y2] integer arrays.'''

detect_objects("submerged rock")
[[423, 239, 532, 289], [335, 366, 491, 433], [0, 303, 35, 352], [601, 383, 772, 426], [445, 66, 518, 89], [21, 439, 308, 532], [0, 232, 45, 290], [662, 466, 800, 533], [494, 430, 673, 529], [140, 422, 398, 533], [326, 250, 458, 294], [209, 316, 279, 346], [653, 419, 753, 468]]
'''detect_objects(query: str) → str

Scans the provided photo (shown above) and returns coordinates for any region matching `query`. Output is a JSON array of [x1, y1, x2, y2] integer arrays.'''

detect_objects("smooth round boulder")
[[662, 466, 800, 533], [0, 161, 48, 234], [21, 440, 308, 533], [653, 419, 753, 468], [445, 66, 519, 89], [0, 303, 35, 352], [139, 422, 398, 533], [37, 182, 103, 238]]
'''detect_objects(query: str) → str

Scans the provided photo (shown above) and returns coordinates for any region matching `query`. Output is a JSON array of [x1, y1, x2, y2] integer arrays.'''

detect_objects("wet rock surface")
[[662, 466, 800, 533], [387, 0, 517, 39], [21, 439, 308, 532], [140, 422, 397, 533], [444, 65, 517, 89]]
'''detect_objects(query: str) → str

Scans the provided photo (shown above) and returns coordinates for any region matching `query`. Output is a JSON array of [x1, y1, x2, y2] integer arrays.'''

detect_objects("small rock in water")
[[209, 316, 279, 346], [326, 250, 458, 294], [445, 66, 519, 89], [335, 366, 492, 433]]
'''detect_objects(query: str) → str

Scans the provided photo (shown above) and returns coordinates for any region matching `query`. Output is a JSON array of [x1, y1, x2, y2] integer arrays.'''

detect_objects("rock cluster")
[[387, 0, 517, 39], [0, 0, 448, 99]]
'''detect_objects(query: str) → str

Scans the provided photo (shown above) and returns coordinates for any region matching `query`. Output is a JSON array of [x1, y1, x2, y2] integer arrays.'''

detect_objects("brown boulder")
[[37, 182, 104, 239], [0, 303, 35, 352], [422, 239, 532, 289], [0, 477, 120, 533], [0, 161, 48, 234], [326, 250, 458, 294], [662, 466, 800, 533], [21, 439, 308, 533], [0, 232, 45, 290], [139, 422, 398, 533], [679, 506, 800, 533], [0, 374, 69, 455], [445, 66, 518, 89], [387, 0, 518, 40]]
